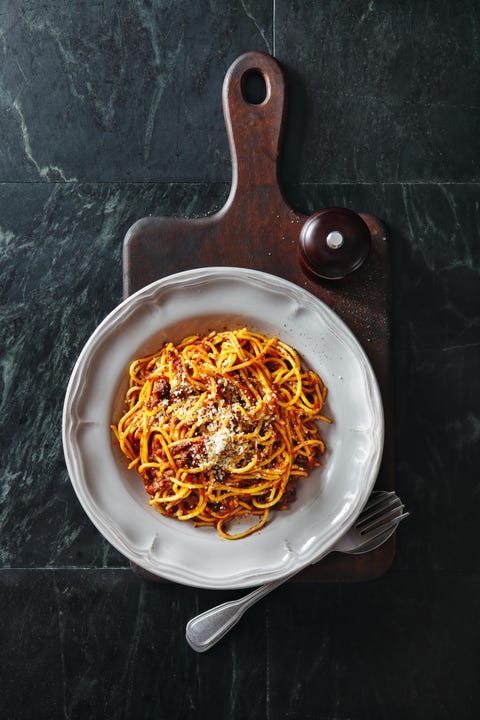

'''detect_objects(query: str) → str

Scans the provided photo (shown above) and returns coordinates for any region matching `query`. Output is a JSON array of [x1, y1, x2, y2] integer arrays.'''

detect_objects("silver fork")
[[186, 491, 409, 652]]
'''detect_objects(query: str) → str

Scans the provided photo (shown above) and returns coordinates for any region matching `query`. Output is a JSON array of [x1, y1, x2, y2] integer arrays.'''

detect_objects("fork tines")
[[358, 494, 408, 537]]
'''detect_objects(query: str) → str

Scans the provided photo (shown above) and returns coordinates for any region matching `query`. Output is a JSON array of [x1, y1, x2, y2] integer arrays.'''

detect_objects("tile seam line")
[[0, 180, 479, 186], [0, 568, 477, 578], [0, 567, 135, 571], [272, 0, 276, 59]]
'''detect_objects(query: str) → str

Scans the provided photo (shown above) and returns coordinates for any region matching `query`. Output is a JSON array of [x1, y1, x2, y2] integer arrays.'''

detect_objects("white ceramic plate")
[[63, 267, 384, 589]]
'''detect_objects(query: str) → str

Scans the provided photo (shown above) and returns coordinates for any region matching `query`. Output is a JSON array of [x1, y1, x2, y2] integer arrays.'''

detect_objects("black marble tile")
[[1, 569, 478, 719], [276, 0, 480, 183], [3, 1, 477, 186], [0, 0, 272, 183], [267, 572, 480, 720], [0, 569, 268, 720]]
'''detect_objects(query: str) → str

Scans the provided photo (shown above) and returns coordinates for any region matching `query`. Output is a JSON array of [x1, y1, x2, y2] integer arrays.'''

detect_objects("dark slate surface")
[[0, 570, 478, 720], [276, 0, 480, 183], [0, 0, 271, 182], [0, 1, 479, 718]]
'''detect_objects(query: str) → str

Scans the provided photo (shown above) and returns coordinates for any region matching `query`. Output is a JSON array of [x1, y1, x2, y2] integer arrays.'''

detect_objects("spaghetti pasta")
[[112, 328, 331, 539]]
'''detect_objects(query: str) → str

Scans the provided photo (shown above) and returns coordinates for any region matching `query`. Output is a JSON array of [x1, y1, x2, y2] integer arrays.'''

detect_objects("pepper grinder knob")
[[299, 207, 371, 280]]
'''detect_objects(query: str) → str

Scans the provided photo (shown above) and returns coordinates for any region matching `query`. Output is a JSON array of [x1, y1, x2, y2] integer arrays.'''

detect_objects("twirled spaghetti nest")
[[112, 328, 331, 539]]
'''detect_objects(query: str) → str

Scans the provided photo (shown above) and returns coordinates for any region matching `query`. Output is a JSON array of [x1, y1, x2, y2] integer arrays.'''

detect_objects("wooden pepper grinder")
[[299, 206, 371, 280]]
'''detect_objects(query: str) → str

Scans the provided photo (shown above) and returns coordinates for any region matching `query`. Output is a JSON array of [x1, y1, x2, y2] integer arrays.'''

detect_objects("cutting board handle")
[[222, 52, 286, 199]]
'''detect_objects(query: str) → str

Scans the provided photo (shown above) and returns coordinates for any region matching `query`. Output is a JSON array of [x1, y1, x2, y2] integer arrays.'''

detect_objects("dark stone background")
[[0, 2, 478, 718]]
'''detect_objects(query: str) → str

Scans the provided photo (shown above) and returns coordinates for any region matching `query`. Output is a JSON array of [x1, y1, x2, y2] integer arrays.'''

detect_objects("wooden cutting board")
[[124, 51, 395, 583]]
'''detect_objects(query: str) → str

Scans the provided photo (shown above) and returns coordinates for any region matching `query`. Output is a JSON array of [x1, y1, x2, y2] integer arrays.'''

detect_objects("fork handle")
[[186, 575, 292, 653], [187, 545, 333, 652]]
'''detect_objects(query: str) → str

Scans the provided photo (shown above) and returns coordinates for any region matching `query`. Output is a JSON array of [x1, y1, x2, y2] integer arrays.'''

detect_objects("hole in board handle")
[[241, 69, 268, 105]]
